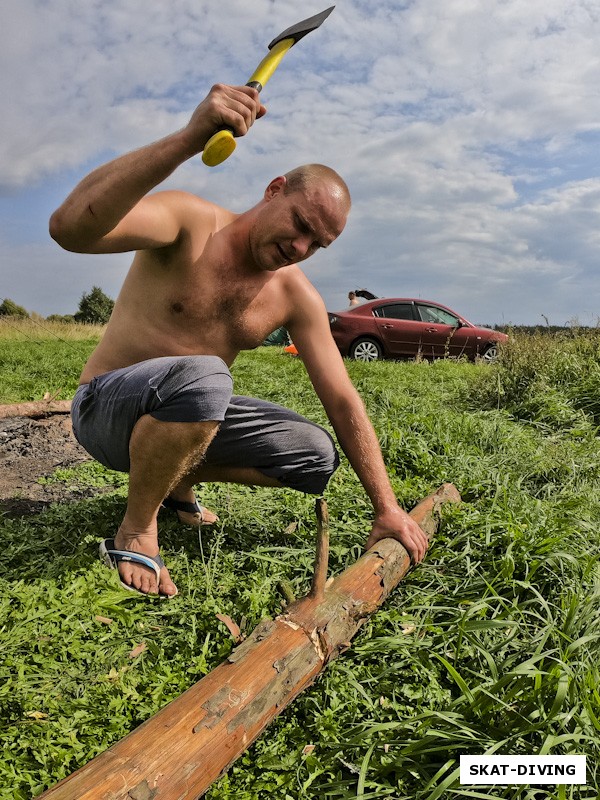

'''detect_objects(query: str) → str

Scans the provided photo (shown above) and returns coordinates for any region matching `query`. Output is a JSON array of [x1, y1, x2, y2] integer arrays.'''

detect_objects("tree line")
[[0, 286, 114, 325]]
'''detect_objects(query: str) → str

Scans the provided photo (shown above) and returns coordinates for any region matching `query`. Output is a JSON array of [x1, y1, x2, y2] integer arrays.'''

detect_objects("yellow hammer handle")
[[247, 37, 294, 87], [202, 38, 295, 167]]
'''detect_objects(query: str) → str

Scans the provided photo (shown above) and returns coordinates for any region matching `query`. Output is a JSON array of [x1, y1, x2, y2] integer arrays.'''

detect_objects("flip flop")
[[99, 538, 178, 599], [161, 496, 218, 527]]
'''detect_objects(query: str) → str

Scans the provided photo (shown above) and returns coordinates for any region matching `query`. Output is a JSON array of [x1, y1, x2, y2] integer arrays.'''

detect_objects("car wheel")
[[480, 343, 499, 362], [350, 337, 383, 361]]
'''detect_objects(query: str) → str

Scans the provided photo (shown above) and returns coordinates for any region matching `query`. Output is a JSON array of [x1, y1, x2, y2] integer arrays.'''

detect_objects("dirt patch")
[[0, 413, 94, 516]]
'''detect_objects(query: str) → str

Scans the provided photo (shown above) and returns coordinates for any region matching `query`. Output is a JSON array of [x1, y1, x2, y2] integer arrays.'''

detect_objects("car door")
[[415, 303, 470, 357], [372, 302, 420, 356]]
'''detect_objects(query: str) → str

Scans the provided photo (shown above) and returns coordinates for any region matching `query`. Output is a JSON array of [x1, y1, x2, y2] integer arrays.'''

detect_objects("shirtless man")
[[50, 83, 428, 598]]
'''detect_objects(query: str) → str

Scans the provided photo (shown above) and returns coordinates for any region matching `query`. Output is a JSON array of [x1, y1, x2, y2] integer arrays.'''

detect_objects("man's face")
[[250, 177, 348, 272]]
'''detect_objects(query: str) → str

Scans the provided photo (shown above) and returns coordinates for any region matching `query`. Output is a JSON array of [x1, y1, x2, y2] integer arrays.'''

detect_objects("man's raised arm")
[[49, 84, 265, 254]]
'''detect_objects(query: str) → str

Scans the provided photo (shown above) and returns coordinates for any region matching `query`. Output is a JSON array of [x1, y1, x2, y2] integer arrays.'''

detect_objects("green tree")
[[0, 298, 29, 318], [74, 286, 114, 325]]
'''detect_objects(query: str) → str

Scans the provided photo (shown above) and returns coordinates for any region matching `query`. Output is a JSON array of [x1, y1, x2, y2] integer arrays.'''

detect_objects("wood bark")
[[0, 400, 71, 419], [39, 483, 460, 800]]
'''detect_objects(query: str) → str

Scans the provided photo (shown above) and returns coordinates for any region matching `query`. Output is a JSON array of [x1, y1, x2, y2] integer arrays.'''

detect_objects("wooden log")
[[39, 483, 460, 800], [0, 400, 71, 419]]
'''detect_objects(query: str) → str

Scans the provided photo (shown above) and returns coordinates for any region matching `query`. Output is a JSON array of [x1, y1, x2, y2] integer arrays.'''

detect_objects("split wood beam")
[[39, 483, 461, 800]]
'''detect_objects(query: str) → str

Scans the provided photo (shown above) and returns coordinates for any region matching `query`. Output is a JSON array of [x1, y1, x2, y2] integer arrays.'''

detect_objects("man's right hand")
[[49, 83, 267, 255], [185, 84, 267, 154], [365, 506, 430, 564]]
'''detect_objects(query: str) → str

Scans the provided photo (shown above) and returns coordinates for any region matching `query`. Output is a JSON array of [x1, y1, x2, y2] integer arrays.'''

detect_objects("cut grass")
[[0, 336, 599, 799]]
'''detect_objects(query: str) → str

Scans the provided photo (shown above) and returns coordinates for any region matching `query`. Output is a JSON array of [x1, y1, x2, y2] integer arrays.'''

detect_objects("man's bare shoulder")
[[279, 264, 319, 293], [147, 189, 233, 228], [279, 266, 328, 321]]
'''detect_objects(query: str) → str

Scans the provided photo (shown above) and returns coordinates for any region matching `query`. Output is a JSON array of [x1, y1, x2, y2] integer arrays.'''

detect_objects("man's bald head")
[[283, 164, 351, 215]]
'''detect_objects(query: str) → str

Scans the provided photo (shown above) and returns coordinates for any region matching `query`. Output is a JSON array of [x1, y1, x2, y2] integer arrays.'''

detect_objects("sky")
[[1, 0, 600, 326]]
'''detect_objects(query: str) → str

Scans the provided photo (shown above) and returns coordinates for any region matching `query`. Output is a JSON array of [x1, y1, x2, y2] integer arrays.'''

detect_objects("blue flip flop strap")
[[103, 539, 164, 574], [162, 497, 203, 515]]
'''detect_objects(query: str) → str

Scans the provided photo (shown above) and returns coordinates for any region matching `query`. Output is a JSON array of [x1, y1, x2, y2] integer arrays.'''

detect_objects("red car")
[[328, 298, 507, 362]]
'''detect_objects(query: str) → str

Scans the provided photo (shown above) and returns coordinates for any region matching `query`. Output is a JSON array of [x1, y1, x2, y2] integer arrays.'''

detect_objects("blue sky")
[[1, 0, 599, 325]]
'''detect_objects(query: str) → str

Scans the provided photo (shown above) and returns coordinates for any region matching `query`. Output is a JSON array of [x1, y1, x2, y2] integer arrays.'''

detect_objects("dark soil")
[[0, 413, 94, 517]]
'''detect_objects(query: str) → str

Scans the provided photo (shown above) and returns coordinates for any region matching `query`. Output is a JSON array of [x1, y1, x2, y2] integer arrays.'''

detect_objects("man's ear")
[[264, 175, 287, 201]]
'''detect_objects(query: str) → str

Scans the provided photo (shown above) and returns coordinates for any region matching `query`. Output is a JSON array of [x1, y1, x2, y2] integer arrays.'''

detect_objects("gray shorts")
[[71, 355, 339, 495]]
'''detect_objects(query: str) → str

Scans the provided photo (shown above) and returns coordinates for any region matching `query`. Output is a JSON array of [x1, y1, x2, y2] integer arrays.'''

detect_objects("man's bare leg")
[[168, 466, 282, 525], [166, 480, 220, 525], [114, 415, 219, 596], [177, 465, 284, 490]]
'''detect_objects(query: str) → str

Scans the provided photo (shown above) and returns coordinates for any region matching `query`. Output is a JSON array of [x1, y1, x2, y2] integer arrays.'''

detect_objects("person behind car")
[[354, 288, 378, 301]]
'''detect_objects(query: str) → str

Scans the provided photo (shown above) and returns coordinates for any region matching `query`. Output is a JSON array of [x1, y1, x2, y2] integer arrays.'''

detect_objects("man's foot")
[[162, 492, 218, 527], [101, 529, 178, 597]]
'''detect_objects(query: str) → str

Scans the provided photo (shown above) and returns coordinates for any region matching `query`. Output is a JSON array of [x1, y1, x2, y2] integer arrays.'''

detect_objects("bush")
[[46, 314, 76, 324], [74, 286, 114, 325], [471, 328, 600, 428], [0, 298, 29, 318]]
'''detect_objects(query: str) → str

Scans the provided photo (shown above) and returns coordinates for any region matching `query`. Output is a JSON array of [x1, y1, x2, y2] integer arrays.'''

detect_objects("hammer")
[[202, 6, 335, 167]]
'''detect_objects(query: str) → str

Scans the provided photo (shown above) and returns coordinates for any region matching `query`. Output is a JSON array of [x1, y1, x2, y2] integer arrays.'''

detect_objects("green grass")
[[0, 318, 103, 403], [1, 327, 599, 799]]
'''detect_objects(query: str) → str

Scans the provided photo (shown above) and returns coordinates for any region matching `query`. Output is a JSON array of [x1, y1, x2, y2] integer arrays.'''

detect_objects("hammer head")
[[268, 6, 335, 49]]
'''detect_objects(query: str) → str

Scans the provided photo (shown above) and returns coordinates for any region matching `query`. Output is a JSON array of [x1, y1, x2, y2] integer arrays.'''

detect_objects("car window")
[[374, 303, 415, 320], [417, 304, 460, 326]]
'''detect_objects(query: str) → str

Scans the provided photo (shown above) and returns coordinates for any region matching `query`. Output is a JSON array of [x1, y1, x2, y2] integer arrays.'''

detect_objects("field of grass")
[[0, 317, 106, 403], [1, 322, 599, 799]]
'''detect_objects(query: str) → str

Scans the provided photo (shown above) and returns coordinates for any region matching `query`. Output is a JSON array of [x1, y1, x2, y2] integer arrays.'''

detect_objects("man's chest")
[[166, 270, 288, 350]]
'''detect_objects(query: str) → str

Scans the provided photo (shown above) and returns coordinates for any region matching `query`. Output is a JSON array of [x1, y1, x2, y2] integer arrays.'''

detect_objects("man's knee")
[[201, 396, 340, 494], [268, 422, 340, 495], [295, 426, 340, 494]]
